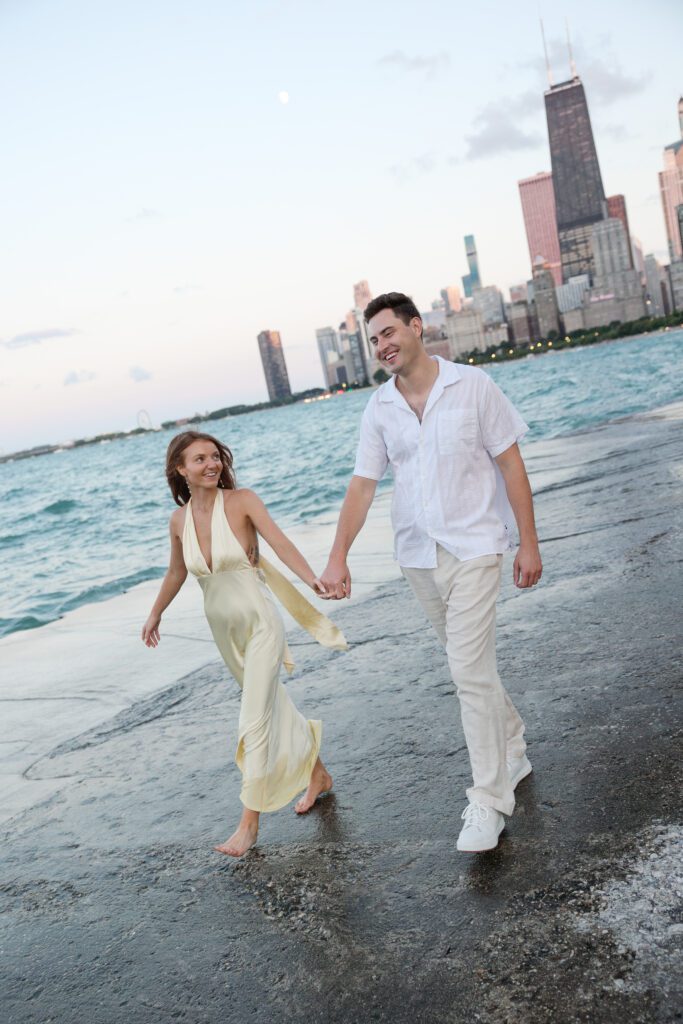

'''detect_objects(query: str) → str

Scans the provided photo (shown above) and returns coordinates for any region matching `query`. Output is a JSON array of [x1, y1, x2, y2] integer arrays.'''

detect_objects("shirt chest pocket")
[[437, 409, 479, 455]]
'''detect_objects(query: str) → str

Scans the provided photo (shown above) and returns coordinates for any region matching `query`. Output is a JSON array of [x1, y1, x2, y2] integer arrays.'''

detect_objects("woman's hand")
[[142, 614, 162, 647], [310, 577, 329, 598]]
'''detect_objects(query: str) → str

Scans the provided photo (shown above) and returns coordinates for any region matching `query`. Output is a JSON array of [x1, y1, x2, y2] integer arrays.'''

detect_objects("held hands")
[[318, 558, 352, 600], [141, 614, 162, 647], [310, 577, 329, 597], [513, 543, 542, 589]]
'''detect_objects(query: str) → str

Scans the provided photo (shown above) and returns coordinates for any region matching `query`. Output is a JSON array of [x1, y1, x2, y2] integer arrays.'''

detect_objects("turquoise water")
[[1, 330, 681, 640]]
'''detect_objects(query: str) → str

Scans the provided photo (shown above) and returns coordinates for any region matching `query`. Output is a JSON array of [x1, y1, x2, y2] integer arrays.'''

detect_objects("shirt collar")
[[378, 355, 462, 405]]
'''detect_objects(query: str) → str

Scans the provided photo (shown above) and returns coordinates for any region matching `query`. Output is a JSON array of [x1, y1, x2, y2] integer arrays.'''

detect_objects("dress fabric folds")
[[181, 490, 346, 812]]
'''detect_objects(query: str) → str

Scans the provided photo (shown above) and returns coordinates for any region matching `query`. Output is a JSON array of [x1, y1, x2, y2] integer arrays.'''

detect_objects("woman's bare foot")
[[213, 809, 259, 857], [294, 757, 333, 815]]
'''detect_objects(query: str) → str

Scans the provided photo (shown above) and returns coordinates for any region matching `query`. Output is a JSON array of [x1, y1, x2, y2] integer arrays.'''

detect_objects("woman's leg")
[[294, 755, 333, 814], [213, 807, 260, 857]]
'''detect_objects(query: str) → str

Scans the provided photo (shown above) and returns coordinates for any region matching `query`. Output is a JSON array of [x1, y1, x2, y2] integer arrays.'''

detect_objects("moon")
[[278, 91, 289, 105]]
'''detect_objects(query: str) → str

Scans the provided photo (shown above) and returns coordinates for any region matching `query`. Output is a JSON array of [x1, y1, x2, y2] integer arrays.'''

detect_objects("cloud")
[[3, 327, 78, 350], [597, 123, 633, 142], [464, 92, 543, 160], [378, 51, 450, 80], [519, 36, 651, 107], [64, 370, 96, 386], [172, 284, 201, 295], [126, 208, 162, 223], [129, 365, 152, 382], [388, 152, 437, 183], [581, 60, 651, 107]]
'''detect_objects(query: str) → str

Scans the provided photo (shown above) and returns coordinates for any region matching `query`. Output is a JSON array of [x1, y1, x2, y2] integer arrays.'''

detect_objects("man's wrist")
[[518, 533, 539, 547]]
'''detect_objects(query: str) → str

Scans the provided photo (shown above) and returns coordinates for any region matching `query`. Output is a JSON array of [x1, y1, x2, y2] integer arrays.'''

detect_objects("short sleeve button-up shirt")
[[353, 357, 528, 568]]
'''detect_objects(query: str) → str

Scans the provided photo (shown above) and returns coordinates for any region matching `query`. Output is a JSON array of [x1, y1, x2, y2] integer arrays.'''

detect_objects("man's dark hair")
[[364, 292, 422, 338]]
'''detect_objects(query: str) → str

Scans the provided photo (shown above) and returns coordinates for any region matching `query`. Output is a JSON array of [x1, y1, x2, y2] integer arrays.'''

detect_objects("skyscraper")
[[606, 195, 633, 267], [339, 325, 369, 386], [461, 235, 481, 297], [316, 326, 340, 390], [591, 219, 633, 279], [353, 280, 373, 314], [471, 285, 505, 326], [585, 219, 646, 327], [658, 98, 683, 262], [644, 256, 671, 318], [257, 330, 292, 402], [531, 260, 560, 338], [518, 172, 562, 285], [544, 72, 606, 281], [440, 285, 462, 312]]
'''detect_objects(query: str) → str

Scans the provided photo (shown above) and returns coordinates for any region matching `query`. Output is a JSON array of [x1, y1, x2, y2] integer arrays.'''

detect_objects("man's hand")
[[513, 543, 542, 589], [320, 557, 352, 600]]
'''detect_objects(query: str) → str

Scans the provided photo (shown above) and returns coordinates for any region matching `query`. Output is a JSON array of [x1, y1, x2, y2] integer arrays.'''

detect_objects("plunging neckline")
[[187, 490, 250, 574]]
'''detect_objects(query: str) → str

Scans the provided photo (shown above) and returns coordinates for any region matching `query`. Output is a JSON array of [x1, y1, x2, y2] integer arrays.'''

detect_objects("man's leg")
[[438, 550, 515, 815], [404, 547, 523, 817]]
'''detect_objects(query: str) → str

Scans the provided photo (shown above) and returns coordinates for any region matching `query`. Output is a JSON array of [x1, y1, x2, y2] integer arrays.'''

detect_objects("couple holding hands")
[[142, 292, 542, 857]]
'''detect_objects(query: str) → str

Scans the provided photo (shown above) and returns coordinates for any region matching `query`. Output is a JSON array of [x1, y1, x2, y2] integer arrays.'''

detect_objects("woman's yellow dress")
[[182, 489, 347, 813]]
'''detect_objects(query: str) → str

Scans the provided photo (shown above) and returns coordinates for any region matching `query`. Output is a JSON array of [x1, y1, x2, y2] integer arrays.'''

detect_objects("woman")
[[142, 430, 346, 857]]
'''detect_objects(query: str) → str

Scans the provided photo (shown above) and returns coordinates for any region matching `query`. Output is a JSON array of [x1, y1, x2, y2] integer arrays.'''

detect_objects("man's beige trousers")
[[401, 545, 526, 816]]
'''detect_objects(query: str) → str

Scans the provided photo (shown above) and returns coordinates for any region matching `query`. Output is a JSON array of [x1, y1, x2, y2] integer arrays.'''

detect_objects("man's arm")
[[321, 475, 378, 599], [494, 443, 542, 589]]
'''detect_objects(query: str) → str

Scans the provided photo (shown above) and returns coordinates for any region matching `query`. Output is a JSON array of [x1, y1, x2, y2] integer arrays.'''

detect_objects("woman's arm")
[[142, 514, 189, 646], [241, 490, 325, 594]]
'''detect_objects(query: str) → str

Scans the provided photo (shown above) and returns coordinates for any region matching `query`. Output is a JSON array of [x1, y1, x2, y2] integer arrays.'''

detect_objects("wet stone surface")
[[2, 406, 682, 1023]]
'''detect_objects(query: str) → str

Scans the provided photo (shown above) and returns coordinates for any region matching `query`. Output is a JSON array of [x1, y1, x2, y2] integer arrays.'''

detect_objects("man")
[[321, 292, 542, 853]]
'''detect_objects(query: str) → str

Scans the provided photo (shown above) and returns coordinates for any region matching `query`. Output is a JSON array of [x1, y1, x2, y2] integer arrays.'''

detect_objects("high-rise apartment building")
[[556, 275, 590, 313], [353, 280, 373, 314], [509, 283, 528, 303], [509, 301, 535, 344], [316, 326, 340, 390], [518, 172, 562, 285], [644, 255, 671, 318], [584, 219, 646, 328], [339, 326, 370, 386], [668, 260, 683, 312], [591, 219, 633, 279], [532, 261, 561, 338], [606, 195, 633, 267], [544, 74, 606, 281], [461, 235, 481, 297], [445, 307, 485, 357], [631, 237, 645, 279], [658, 99, 683, 262], [472, 285, 505, 326], [441, 285, 463, 312], [257, 330, 292, 402]]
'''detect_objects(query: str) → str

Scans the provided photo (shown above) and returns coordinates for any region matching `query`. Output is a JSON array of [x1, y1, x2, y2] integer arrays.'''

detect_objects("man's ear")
[[411, 316, 422, 339]]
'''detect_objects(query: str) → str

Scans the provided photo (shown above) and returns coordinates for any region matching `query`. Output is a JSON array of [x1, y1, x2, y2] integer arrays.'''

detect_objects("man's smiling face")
[[368, 308, 424, 375]]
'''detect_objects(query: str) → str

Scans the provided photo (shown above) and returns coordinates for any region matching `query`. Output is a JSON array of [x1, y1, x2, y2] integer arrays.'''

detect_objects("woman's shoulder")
[[169, 505, 186, 534], [223, 486, 259, 506]]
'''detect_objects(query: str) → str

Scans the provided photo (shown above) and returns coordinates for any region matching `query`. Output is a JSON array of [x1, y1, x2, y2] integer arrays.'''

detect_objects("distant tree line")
[[459, 309, 683, 368]]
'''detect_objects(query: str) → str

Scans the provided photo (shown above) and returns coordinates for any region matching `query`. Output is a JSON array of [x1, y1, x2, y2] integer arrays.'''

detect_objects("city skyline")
[[0, 0, 681, 452]]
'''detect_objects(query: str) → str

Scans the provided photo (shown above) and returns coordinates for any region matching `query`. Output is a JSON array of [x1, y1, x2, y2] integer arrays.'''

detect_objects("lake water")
[[1, 329, 681, 641]]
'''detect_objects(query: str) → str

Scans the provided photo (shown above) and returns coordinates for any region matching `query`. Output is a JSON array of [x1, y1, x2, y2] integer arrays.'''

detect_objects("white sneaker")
[[507, 754, 533, 789], [457, 801, 505, 852]]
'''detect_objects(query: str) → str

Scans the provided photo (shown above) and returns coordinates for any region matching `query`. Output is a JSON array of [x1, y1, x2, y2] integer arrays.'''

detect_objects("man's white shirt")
[[353, 356, 529, 568]]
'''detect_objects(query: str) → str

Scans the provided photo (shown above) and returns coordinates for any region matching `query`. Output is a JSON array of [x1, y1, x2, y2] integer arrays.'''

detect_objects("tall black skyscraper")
[[257, 330, 292, 402], [544, 75, 606, 281]]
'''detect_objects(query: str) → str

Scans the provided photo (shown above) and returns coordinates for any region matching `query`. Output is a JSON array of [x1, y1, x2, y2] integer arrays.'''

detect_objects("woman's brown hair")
[[165, 430, 237, 506]]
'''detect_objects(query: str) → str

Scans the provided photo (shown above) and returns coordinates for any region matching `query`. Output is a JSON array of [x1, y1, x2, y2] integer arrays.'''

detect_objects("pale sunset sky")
[[1, 0, 681, 452]]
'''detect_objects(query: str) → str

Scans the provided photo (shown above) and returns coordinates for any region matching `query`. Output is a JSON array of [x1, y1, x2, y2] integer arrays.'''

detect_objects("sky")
[[1, 0, 681, 453]]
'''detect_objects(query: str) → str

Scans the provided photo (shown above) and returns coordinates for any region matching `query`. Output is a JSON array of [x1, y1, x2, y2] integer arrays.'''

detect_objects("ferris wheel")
[[137, 409, 154, 431]]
